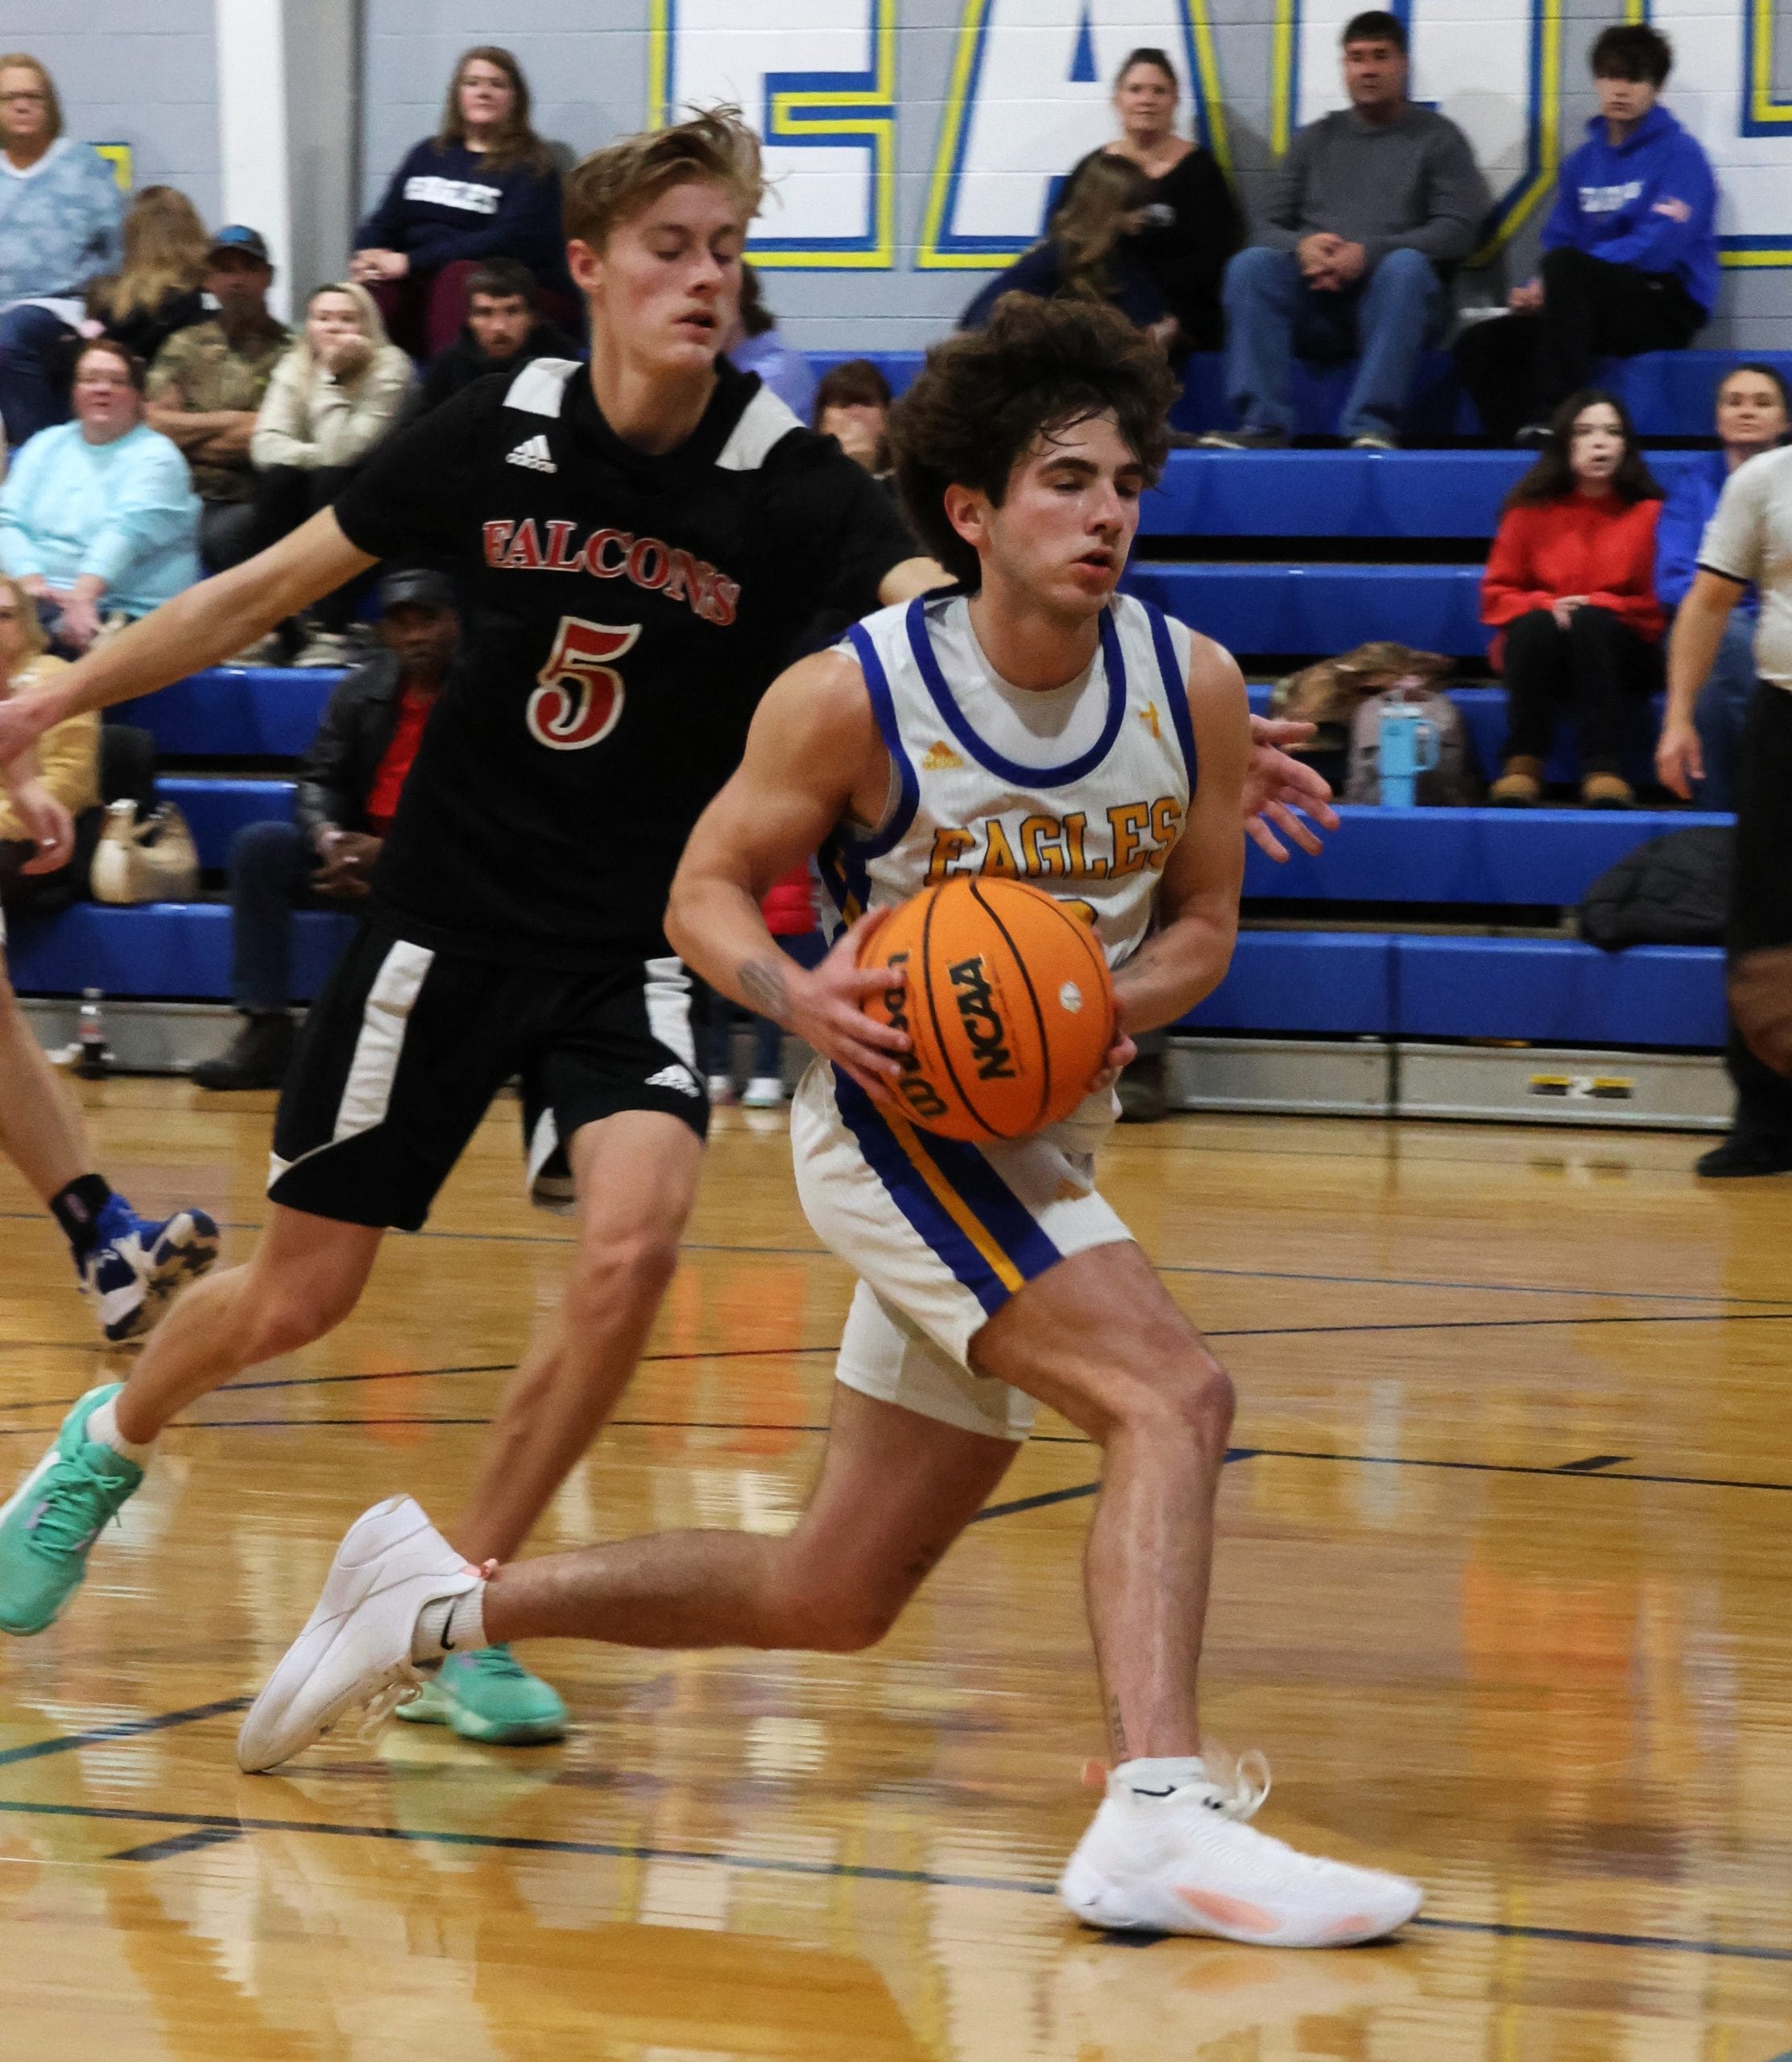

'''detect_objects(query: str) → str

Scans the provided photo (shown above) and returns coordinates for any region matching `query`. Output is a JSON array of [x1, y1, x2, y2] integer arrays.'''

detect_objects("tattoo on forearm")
[[739, 957, 793, 1026]]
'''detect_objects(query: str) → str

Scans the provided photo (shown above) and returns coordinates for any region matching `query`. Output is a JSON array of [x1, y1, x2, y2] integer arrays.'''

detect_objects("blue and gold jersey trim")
[[834, 1071, 1062, 1317]]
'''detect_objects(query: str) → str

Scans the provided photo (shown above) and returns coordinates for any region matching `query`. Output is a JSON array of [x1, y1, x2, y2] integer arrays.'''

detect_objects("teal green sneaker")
[[395, 1646, 567, 1744], [0, 1384, 143, 1636]]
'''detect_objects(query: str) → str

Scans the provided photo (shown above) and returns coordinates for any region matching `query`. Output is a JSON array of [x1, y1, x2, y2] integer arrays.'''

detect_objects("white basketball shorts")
[[790, 1059, 1134, 1442]]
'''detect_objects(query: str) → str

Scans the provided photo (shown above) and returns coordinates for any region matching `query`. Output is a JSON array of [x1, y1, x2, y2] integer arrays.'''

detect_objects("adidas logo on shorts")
[[506, 434, 557, 474], [646, 1062, 701, 1098]]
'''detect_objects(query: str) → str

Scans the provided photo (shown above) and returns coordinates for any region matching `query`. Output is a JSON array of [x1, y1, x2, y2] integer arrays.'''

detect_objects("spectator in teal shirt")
[[0, 337, 200, 652], [0, 53, 124, 448]]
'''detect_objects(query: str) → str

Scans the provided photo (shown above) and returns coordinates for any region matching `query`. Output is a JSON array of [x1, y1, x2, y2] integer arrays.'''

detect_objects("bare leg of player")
[[451, 1112, 705, 1568], [477, 1385, 1013, 1650], [0, 967, 85, 1200], [0, 963, 222, 1356], [0, 1203, 378, 1636], [383, 1111, 705, 1745]]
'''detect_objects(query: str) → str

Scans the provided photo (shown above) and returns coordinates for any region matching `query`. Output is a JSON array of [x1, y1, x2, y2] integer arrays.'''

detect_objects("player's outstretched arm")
[[666, 648, 912, 1099], [0, 511, 377, 768], [1111, 638, 1251, 1037]]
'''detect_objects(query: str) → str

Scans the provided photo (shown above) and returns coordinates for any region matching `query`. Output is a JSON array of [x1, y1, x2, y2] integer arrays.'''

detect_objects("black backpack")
[[1578, 826, 1733, 950]]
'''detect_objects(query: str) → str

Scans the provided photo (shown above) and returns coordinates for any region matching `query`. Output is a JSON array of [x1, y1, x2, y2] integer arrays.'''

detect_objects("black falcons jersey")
[[332, 358, 916, 967]]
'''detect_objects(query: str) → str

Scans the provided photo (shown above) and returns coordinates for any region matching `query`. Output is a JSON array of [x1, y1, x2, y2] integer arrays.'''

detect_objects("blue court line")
[[0, 1697, 250, 1769], [0, 1792, 1783, 1965], [110, 1824, 247, 1864]]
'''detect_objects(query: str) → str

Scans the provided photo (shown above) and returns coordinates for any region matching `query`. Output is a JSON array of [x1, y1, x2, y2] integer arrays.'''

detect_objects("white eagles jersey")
[[818, 591, 1199, 970]]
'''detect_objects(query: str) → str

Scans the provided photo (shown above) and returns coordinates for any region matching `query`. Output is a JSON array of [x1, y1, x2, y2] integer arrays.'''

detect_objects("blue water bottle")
[[1377, 702, 1441, 807]]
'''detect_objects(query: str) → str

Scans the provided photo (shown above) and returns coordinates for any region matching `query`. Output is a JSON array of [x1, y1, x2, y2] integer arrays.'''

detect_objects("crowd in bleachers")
[[0, 26, 1787, 1166]]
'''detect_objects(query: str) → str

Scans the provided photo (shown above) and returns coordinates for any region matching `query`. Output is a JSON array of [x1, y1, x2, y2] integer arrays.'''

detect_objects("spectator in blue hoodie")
[[1456, 24, 1716, 443], [349, 46, 565, 362], [1654, 364, 1789, 809]]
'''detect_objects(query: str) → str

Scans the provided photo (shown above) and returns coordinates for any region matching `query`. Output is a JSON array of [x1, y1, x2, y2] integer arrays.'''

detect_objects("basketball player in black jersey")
[[0, 113, 941, 1738]]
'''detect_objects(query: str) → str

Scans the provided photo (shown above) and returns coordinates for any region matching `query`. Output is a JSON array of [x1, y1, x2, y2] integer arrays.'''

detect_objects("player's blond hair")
[[563, 109, 763, 252]]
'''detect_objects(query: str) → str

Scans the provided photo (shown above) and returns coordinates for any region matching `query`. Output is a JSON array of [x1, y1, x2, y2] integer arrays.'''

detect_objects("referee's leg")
[[450, 1109, 704, 1565], [113, 1207, 383, 1444]]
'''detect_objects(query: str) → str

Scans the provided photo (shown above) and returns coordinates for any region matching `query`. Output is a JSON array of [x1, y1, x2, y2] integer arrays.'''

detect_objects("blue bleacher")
[[808, 346, 1782, 441], [1240, 806, 1729, 905], [161, 776, 294, 867], [23, 422, 1741, 1059], [1138, 447, 1702, 540], [111, 666, 337, 759], [7, 902, 353, 1000], [1128, 561, 1487, 657]]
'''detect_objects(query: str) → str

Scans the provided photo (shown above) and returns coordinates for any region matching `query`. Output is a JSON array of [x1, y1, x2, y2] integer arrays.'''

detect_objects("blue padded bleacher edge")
[[110, 666, 338, 759], [1138, 447, 1703, 541], [1128, 562, 1486, 658], [1241, 805, 1732, 905], [1183, 933, 1724, 1049], [809, 346, 1784, 441], [6, 902, 354, 1002]]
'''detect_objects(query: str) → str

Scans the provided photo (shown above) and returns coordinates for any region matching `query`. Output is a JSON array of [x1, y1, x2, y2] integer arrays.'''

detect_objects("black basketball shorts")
[[268, 921, 709, 1232]]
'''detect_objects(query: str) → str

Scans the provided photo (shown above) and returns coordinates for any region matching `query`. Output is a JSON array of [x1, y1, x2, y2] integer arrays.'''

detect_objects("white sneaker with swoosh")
[[237, 1496, 482, 1772], [1059, 1755, 1423, 1947]]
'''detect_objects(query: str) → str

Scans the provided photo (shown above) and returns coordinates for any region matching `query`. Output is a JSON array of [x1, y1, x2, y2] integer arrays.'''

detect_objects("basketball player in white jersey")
[[238, 297, 1420, 1949]]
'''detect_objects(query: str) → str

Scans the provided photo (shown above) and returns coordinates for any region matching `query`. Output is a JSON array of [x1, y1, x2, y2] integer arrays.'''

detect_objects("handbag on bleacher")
[[89, 798, 201, 905]]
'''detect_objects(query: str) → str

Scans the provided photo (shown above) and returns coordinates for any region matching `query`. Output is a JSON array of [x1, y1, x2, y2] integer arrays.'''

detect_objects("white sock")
[[411, 1584, 488, 1662], [1115, 1755, 1208, 1799], [85, 1396, 155, 1467]]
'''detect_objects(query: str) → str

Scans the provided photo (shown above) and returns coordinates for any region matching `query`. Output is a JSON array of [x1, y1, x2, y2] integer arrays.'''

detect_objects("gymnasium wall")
[[363, 0, 1792, 354]]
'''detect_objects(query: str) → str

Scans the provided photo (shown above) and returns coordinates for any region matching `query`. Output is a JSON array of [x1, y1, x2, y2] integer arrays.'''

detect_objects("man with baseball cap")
[[192, 568, 459, 1090], [145, 226, 288, 572]]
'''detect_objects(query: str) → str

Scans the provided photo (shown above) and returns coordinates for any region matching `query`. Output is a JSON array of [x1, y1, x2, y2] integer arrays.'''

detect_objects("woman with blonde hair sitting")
[[958, 155, 1172, 342], [83, 184, 209, 371], [249, 282, 414, 665]]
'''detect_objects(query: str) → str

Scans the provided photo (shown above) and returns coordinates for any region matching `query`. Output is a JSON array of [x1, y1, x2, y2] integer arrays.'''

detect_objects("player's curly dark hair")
[[888, 296, 1176, 590]]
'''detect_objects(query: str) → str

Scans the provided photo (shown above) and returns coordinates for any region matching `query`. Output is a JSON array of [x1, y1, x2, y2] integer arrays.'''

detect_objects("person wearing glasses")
[[0, 52, 124, 449]]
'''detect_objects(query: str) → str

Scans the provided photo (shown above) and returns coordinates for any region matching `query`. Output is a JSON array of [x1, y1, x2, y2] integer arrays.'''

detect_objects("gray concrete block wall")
[[10, 0, 221, 228]]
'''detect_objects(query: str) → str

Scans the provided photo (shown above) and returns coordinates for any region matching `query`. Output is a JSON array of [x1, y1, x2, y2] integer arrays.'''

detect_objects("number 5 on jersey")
[[527, 617, 640, 751]]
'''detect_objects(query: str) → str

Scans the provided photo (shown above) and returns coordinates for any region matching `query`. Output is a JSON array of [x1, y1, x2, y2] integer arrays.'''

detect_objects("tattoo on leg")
[[1109, 1696, 1129, 1763], [739, 957, 792, 1026]]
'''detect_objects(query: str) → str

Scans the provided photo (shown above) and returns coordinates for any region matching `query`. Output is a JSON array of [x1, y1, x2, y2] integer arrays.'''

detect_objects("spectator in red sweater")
[[1482, 389, 1665, 806]]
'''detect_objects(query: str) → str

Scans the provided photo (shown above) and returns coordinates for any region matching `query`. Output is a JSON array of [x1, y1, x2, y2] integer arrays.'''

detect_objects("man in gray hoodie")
[[1202, 11, 1486, 450]]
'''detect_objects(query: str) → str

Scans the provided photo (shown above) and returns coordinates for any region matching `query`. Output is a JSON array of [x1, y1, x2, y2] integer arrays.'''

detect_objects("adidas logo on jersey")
[[922, 740, 963, 772], [506, 434, 557, 474], [646, 1062, 701, 1098]]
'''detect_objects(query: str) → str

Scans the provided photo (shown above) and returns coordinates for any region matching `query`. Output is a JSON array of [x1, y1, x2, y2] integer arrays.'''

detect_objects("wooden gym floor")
[[1, 1076, 1790, 2060]]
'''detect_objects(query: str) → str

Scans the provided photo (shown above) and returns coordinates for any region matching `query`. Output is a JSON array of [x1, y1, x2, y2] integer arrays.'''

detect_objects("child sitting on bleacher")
[[1482, 390, 1665, 808]]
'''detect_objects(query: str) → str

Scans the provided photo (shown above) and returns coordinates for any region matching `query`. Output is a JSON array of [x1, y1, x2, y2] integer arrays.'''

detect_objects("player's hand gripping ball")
[[857, 876, 1117, 1141]]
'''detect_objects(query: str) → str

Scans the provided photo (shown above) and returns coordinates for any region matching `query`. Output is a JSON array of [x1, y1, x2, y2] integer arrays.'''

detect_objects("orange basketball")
[[856, 876, 1117, 1141]]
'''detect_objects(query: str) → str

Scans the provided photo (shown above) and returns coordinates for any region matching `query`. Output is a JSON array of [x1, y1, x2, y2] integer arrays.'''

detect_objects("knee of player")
[[1124, 1349, 1235, 1451], [565, 1224, 681, 1313], [249, 1283, 350, 1358], [784, 1588, 900, 1655]]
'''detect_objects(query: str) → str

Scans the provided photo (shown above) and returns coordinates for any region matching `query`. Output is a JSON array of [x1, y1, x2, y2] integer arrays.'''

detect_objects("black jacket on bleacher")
[[294, 652, 406, 843]]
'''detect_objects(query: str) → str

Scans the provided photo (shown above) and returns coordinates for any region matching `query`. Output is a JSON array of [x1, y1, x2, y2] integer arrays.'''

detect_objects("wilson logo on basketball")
[[880, 951, 950, 1121], [950, 955, 1017, 1081]]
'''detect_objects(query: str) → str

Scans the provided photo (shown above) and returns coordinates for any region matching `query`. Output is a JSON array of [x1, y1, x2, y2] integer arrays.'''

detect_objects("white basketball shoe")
[[237, 1496, 483, 1773], [1059, 1755, 1423, 1948]]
